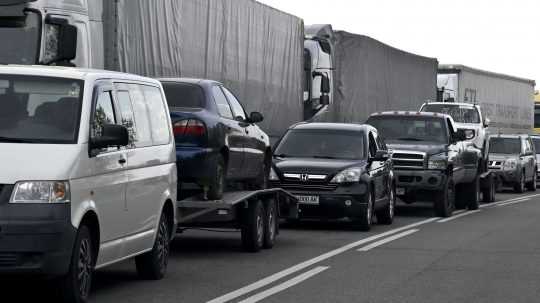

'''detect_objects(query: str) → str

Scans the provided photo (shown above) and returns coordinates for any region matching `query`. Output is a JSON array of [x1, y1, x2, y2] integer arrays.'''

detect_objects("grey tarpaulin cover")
[[103, 0, 304, 140], [318, 31, 438, 123]]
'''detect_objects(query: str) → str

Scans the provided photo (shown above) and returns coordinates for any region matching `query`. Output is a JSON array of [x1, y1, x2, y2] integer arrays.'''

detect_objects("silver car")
[[488, 135, 537, 193]]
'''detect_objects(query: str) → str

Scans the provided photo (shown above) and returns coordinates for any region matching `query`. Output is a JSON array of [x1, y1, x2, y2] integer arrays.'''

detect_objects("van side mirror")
[[484, 118, 490, 127], [248, 111, 264, 124], [91, 124, 129, 149], [44, 17, 78, 65]]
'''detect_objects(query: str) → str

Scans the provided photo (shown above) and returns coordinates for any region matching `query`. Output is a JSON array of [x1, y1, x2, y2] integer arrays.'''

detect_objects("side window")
[[222, 87, 247, 120], [375, 132, 386, 151], [524, 138, 532, 154], [91, 91, 116, 139], [116, 90, 137, 148], [212, 86, 234, 119], [143, 85, 171, 145], [128, 84, 153, 147], [368, 133, 378, 157]]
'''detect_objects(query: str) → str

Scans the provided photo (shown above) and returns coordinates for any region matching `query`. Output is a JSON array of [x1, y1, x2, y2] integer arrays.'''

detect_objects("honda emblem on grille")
[[300, 174, 309, 182]]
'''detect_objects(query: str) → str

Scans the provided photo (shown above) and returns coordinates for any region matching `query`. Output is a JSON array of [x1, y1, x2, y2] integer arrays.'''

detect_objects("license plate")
[[295, 195, 319, 205], [396, 187, 405, 195]]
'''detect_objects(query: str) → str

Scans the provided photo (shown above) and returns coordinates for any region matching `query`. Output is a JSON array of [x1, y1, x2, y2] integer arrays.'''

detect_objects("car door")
[[375, 132, 391, 200], [222, 87, 265, 179], [211, 85, 246, 179], [88, 82, 129, 265], [368, 132, 385, 202]]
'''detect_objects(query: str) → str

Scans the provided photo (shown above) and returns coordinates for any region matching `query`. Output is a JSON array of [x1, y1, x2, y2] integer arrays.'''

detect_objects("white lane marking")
[[480, 193, 540, 208], [453, 209, 466, 215], [238, 266, 330, 303], [206, 217, 440, 303], [437, 210, 481, 223], [497, 198, 532, 207], [357, 229, 419, 252]]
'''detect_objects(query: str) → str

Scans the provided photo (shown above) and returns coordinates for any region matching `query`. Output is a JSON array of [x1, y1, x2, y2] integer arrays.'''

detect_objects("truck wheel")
[[207, 156, 226, 200], [353, 191, 374, 231], [376, 184, 395, 225], [454, 185, 467, 210], [482, 174, 496, 203], [514, 172, 525, 193], [434, 178, 454, 218], [466, 176, 480, 210], [241, 200, 264, 252], [526, 170, 537, 191], [136, 212, 171, 280], [58, 225, 94, 303], [263, 199, 277, 249]]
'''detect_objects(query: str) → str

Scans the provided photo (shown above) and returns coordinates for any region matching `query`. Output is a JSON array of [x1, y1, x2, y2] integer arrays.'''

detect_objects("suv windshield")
[[275, 129, 366, 160], [0, 75, 83, 143], [489, 138, 521, 154], [367, 116, 448, 144], [422, 104, 480, 123], [0, 11, 40, 64], [162, 82, 205, 108], [533, 138, 540, 154]]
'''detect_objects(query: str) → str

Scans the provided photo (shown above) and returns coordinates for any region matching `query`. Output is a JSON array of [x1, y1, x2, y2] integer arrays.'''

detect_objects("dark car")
[[270, 123, 395, 230], [159, 78, 271, 199], [488, 134, 536, 193]]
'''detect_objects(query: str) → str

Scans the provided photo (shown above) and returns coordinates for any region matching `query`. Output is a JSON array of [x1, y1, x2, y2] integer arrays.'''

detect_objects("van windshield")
[[0, 75, 84, 144]]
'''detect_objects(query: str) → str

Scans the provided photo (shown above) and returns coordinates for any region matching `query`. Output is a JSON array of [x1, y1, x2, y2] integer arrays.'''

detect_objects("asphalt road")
[[4, 190, 540, 302]]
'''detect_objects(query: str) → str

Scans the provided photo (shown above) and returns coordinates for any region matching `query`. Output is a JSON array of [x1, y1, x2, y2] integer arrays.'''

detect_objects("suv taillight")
[[173, 119, 206, 137]]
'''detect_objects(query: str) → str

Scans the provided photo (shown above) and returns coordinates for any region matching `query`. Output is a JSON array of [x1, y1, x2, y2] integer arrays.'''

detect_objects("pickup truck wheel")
[[353, 192, 373, 231], [241, 200, 264, 252], [263, 199, 277, 249], [526, 170, 537, 191], [207, 156, 226, 200], [466, 176, 480, 210], [376, 184, 395, 225], [135, 212, 170, 280], [434, 178, 454, 218], [454, 185, 467, 210], [514, 172, 525, 193], [482, 174, 496, 203]]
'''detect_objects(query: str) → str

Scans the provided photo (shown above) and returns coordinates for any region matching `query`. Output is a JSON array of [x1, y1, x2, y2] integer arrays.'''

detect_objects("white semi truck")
[[0, 0, 332, 140]]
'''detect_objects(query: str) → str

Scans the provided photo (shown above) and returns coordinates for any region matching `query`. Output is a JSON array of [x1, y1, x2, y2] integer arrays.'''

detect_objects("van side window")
[[212, 86, 234, 119], [92, 91, 116, 138], [116, 90, 137, 148], [128, 84, 153, 147], [143, 86, 171, 145]]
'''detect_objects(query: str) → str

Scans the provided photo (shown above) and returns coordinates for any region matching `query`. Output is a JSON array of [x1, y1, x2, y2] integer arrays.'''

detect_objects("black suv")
[[271, 123, 395, 230]]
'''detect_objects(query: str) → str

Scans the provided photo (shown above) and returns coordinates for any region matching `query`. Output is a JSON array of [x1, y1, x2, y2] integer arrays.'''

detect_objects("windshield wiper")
[[0, 136, 39, 143], [312, 155, 340, 159], [396, 137, 424, 141]]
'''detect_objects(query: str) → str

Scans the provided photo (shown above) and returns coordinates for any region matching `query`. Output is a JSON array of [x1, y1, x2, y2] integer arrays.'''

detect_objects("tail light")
[[173, 119, 206, 137]]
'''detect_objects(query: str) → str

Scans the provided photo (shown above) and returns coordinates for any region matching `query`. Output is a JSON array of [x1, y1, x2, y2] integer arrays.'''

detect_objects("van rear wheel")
[[135, 212, 170, 280]]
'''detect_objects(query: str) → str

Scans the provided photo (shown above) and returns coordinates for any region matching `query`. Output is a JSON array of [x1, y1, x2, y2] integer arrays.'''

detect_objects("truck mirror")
[[320, 75, 330, 94], [484, 118, 490, 127], [320, 94, 330, 106], [44, 17, 78, 65]]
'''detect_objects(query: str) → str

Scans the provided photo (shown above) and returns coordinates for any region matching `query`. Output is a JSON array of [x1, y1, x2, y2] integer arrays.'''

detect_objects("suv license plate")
[[396, 187, 405, 195], [295, 195, 319, 205]]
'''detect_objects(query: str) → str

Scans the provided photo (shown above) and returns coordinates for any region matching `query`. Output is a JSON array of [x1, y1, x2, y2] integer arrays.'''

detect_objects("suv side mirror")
[[370, 150, 389, 162], [484, 118, 490, 127], [91, 124, 129, 149], [248, 111, 264, 124]]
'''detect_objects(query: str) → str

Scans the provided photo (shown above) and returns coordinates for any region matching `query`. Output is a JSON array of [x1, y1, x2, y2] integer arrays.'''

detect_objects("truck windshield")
[[0, 11, 41, 65], [422, 104, 480, 123], [0, 75, 83, 144], [533, 138, 540, 154], [367, 116, 448, 144], [274, 129, 366, 160], [489, 138, 521, 154]]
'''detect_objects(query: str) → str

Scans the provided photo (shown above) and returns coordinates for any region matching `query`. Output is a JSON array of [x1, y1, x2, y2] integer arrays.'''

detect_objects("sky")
[[258, 0, 539, 89]]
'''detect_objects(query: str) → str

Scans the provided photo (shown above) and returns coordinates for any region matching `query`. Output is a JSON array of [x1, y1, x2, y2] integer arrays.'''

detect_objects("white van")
[[0, 66, 177, 302]]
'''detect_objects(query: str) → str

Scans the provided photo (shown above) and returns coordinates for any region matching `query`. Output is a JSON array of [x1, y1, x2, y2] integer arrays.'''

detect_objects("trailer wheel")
[[263, 199, 277, 249], [241, 200, 264, 252], [482, 174, 496, 203]]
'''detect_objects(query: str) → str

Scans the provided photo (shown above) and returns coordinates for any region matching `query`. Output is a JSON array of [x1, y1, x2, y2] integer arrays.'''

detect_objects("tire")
[[466, 176, 480, 210], [353, 191, 374, 231], [207, 156, 226, 200], [376, 183, 395, 225], [135, 212, 170, 280], [526, 169, 537, 191], [514, 172, 525, 193], [434, 177, 454, 218], [253, 158, 270, 190], [482, 174, 496, 203], [263, 199, 277, 249], [241, 200, 265, 252], [454, 185, 467, 210], [57, 225, 94, 303]]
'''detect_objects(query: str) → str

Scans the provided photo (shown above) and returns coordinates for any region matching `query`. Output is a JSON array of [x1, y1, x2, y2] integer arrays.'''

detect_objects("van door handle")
[[119, 158, 127, 165]]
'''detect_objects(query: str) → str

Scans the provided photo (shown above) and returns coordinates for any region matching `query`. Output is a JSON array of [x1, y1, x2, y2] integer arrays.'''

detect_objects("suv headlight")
[[269, 167, 279, 181], [331, 167, 362, 183], [10, 181, 70, 204], [503, 159, 517, 170], [428, 158, 447, 170]]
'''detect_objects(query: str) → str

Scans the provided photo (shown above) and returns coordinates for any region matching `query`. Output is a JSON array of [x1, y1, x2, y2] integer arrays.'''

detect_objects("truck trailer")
[[0, 0, 333, 141], [437, 64, 536, 134]]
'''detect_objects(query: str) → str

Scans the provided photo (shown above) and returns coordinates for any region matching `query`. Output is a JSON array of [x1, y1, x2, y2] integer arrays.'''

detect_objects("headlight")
[[10, 181, 70, 204], [503, 159, 517, 170], [331, 167, 362, 183], [428, 158, 447, 170], [269, 167, 279, 181]]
